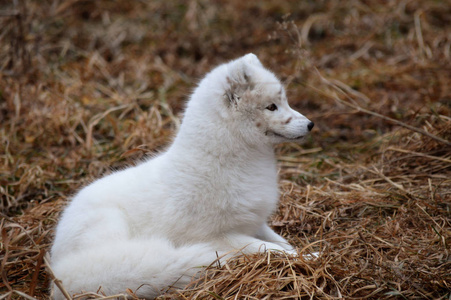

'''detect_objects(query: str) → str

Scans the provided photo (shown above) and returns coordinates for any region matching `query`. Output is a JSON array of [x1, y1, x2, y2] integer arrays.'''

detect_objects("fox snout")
[[290, 108, 313, 133]]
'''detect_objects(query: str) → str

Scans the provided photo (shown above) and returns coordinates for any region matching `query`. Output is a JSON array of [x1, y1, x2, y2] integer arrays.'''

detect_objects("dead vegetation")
[[1, 0, 450, 299]]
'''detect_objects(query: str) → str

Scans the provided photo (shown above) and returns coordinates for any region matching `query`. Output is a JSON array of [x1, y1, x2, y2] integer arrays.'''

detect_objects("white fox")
[[50, 53, 314, 299]]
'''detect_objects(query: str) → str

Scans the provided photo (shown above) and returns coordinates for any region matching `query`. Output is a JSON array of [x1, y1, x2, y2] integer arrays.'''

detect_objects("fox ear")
[[242, 53, 263, 68], [230, 53, 263, 84], [225, 61, 256, 106], [236, 54, 262, 83]]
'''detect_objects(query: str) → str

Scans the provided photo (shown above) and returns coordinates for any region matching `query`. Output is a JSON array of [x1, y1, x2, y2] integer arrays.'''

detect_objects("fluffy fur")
[[50, 53, 314, 299]]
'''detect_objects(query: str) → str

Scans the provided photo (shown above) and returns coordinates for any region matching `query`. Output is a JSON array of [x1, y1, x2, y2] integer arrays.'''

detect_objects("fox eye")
[[266, 104, 278, 111]]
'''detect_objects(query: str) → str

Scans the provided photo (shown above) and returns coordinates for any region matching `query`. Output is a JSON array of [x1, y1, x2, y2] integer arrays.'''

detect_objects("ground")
[[0, 1, 450, 299]]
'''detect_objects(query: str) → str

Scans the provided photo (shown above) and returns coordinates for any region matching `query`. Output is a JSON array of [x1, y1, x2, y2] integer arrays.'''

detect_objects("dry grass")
[[1, 0, 450, 299]]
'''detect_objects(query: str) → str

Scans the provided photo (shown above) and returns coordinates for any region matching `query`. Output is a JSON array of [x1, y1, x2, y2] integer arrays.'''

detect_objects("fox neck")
[[169, 110, 275, 168]]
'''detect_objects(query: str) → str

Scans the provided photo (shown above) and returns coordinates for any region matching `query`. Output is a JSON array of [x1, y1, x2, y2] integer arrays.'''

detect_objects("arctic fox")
[[50, 53, 314, 299]]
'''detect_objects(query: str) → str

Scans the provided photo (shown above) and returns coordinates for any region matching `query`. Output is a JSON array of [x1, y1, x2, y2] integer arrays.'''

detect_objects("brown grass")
[[1, 0, 450, 299]]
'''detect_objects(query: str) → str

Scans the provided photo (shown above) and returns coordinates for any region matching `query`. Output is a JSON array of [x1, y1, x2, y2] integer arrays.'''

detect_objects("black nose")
[[307, 122, 314, 131]]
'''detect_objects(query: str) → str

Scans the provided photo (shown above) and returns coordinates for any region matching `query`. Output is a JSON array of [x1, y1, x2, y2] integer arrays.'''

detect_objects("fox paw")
[[302, 251, 319, 260]]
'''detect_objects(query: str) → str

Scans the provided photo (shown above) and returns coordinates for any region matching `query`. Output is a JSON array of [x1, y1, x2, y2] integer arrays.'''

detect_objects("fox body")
[[51, 54, 313, 299]]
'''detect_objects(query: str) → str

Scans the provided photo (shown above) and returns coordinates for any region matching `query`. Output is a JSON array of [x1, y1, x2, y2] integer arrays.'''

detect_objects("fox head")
[[222, 54, 314, 145], [184, 53, 314, 147]]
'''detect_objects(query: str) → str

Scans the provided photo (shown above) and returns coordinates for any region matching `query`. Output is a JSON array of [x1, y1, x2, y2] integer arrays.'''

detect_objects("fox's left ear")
[[225, 55, 259, 106], [229, 55, 259, 85], [242, 53, 264, 68]]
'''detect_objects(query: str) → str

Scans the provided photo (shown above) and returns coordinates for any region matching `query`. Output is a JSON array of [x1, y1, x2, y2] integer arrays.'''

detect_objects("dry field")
[[1, 0, 450, 299]]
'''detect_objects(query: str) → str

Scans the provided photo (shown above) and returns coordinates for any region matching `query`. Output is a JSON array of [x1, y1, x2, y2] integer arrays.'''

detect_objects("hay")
[[1, 0, 450, 299]]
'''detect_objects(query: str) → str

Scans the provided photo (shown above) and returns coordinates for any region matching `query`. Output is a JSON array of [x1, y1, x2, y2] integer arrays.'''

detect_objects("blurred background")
[[1, 0, 450, 299]]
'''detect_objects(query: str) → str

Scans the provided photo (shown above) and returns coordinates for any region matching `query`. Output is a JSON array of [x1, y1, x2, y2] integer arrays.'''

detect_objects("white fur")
[[50, 53, 313, 299]]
